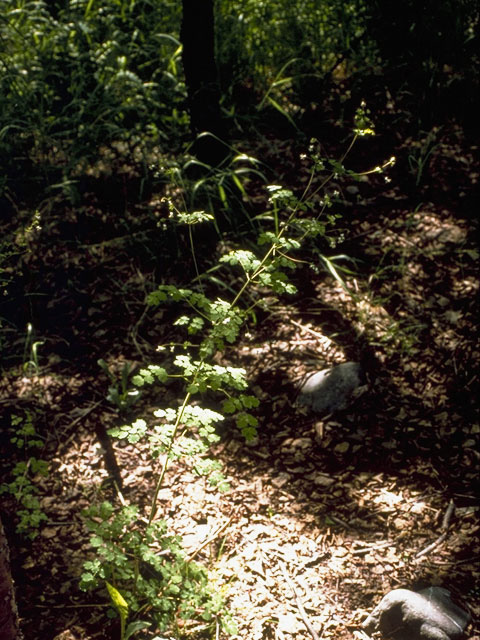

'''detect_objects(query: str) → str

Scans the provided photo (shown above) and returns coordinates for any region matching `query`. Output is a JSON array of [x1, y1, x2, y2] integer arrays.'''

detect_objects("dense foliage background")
[[1, 0, 477, 199]]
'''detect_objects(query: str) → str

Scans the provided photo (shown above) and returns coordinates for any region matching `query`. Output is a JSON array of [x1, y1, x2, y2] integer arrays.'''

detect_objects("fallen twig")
[[416, 499, 455, 559], [278, 560, 322, 640], [441, 499, 455, 531], [187, 511, 236, 561], [416, 531, 448, 559], [290, 319, 326, 340], [351, 540, 393, 555], [62, 400, 104, 441]]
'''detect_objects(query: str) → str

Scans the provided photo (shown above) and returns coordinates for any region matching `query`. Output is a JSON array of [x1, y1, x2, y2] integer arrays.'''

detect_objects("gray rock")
[[363, 587, 470, 640], [296, 362, 364, 414]]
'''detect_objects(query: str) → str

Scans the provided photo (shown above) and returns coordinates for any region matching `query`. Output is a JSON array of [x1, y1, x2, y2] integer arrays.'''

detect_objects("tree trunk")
[[0, 515, 22, 640], [180, 0, 230, 165]]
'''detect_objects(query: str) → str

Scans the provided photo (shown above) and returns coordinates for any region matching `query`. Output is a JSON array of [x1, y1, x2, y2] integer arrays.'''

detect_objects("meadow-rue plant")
[[79, 115, 394, 636]]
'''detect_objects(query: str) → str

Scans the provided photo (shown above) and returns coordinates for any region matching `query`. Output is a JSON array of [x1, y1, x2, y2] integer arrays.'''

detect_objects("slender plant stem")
[[147, 389, 193, 525], [145, 131, 365, 526]]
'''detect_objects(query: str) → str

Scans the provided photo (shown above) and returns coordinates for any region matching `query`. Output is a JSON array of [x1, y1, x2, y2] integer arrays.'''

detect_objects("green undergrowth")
[[0, 0, 185, 196], [3, 0, 471, 206], [0, 412, 49, 539]]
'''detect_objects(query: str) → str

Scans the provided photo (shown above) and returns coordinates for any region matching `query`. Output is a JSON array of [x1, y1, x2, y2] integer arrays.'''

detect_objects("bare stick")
[[441, 499, 455, 531], [187, 512, 236, 562], [278, 560, 322, 640], [416, 499, 455, 559], [290, 319, 325, 340]]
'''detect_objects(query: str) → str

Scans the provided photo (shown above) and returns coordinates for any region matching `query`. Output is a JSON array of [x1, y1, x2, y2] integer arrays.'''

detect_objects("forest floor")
[[1, 119, 479, 640]]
